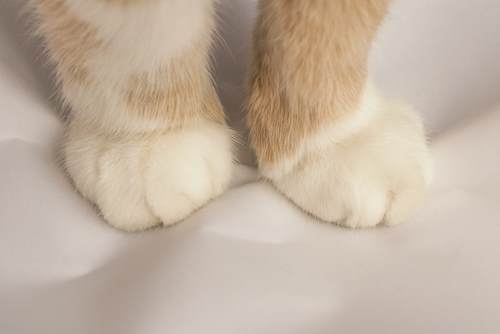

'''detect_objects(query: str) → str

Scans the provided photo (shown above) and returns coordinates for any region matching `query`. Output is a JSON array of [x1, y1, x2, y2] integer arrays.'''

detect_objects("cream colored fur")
[[33, 0, 432, 230], [248, 0, 432, 227], [263, 85, 432, 227], [33, 0, 234, 230], [261, 86, 380, 180], [64, 121, 233, 231], [51, 0, 219, 133]]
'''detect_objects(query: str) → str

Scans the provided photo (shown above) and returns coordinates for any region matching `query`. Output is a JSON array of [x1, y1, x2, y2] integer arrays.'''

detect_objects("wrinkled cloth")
[[1, 0, 500, 333]]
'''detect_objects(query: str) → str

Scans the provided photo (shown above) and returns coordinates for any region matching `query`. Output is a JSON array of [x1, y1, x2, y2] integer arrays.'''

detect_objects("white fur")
[[64, 121, 234, 231], [262, 87, 432, 228], [55, 0, 235, 230], [261, 86, 380, 180], [62, 0, 217, 133]]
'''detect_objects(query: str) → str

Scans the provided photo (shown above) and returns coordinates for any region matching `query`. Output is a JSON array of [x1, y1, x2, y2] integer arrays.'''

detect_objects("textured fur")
[[248, 0, 390, 166], [32, 0, 431, 230], [270, 87, 432, 227], [32, 0, 234, 230], [33, 0, 223, 133], [64, 120, 233, 231], [248, 0, 431, 227]]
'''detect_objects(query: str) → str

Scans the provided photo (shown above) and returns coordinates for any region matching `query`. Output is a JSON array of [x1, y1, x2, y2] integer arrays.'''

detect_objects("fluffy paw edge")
[[261, 93, 432, 228], [63, 122, 234, 231]]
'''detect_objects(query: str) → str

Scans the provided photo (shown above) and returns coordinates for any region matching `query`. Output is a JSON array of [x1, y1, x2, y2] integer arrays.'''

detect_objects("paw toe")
[[63, 123, 233, 231]]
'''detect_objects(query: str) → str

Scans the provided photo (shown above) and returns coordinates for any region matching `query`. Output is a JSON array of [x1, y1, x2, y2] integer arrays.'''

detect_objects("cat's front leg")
[[33, 0, 233, 231], [248, 0, 432, 228]]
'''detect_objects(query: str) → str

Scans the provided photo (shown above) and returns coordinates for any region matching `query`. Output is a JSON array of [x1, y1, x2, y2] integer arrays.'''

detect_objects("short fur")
[[32, 0, 234, 230], [247, 0, 390, 166], [31, 0, 431, 230], [247, 0, 431, 227], [32, 0, 223, 133]]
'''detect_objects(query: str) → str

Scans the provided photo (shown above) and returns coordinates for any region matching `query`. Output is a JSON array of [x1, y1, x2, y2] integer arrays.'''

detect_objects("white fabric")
[[1, 0, 500, 333]]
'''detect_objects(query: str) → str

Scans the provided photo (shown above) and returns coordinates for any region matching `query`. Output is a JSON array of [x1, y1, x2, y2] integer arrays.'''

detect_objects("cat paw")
[[63, 122, 233, 231], [262, 92, 432, 228]]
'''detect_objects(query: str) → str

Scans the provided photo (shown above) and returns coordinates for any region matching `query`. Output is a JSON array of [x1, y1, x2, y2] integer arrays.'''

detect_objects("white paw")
[[63, 122, 233, 231], [263, 91, 432, 228]]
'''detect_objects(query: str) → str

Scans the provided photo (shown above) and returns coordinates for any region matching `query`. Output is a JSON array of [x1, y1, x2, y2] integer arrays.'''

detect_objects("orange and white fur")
[[32, 0, 431, 231]]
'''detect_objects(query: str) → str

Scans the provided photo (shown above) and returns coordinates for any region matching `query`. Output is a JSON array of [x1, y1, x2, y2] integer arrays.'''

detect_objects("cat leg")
[[247, 0, 432, 228], [33, 0, 233, 231]]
